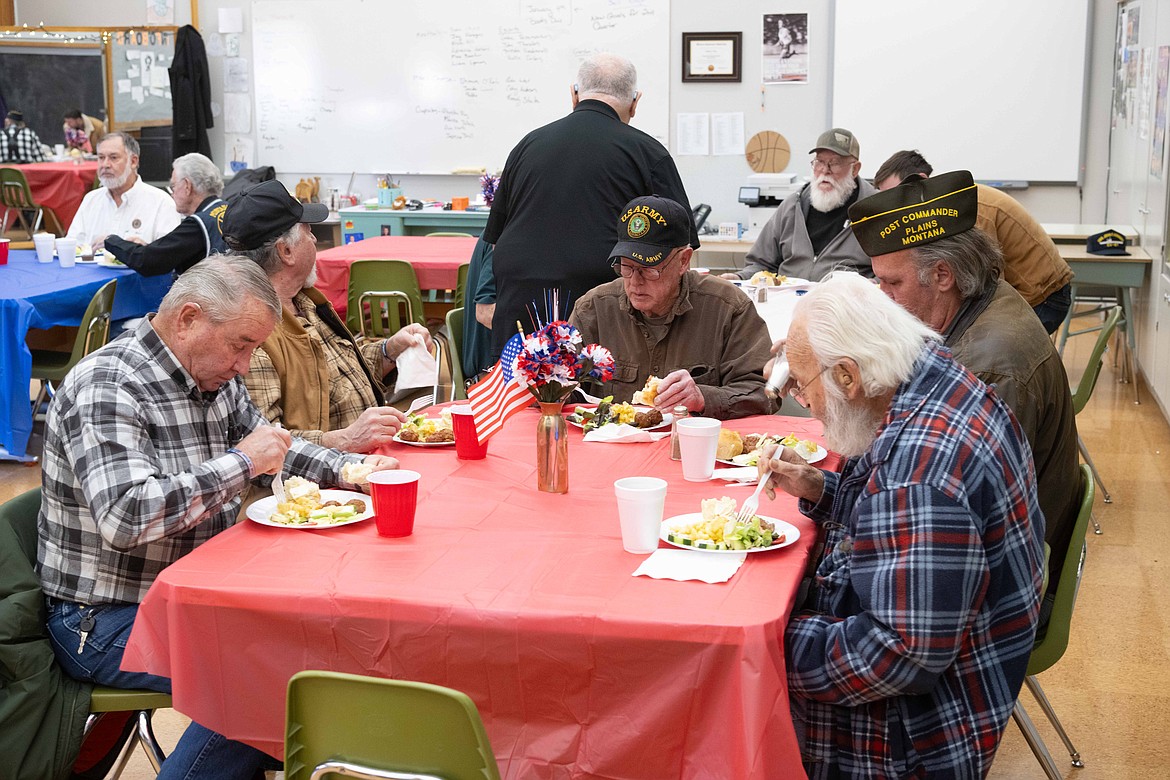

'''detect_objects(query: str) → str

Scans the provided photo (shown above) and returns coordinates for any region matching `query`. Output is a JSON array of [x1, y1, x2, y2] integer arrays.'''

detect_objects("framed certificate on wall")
[[682, 32, 742, 82]]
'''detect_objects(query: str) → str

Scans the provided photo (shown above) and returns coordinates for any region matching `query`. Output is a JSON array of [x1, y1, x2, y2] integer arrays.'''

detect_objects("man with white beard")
[[66, 132, 180, 250], [725, 128, 875, 282], [757, 272, 1045, 779]]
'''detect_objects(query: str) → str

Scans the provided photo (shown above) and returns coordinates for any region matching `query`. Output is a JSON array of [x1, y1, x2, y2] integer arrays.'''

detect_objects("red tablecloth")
[[123, 412, 837, 777], [2, 161, 100, 230], [315, 235, 477, 315]]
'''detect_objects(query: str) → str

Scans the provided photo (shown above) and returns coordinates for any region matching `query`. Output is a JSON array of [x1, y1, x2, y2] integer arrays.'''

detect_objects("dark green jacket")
[[0, 489, 91, 780]]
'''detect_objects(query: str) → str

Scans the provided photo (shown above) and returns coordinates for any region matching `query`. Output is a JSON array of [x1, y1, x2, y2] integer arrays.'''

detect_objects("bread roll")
[[716, 429, 744, 460], [631, 375, 661, 406]]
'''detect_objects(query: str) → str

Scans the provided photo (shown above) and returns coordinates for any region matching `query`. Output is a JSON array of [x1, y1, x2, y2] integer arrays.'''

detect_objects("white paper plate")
[[247, 489, 372, 529], [95, 252, 126, 268], [566, 405, 672, 432], [659, 513, 800, 554], [392, 431, 455, 447], [717, 443, 827, 468]]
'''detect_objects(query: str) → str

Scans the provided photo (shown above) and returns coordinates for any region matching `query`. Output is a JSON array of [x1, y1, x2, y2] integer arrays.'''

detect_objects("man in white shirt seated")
[[66, 132, 180, 251]]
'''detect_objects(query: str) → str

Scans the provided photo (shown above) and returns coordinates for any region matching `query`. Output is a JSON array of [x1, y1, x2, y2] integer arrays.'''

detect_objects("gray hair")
[[172, 153, 224, 197], [100, 131, 140, 158], [797, 272, 940, 398], [239, 223, 305, 276], [909, 227, 1002, 300], [577, 53, 638, 101], [158, 253, 280, 323]]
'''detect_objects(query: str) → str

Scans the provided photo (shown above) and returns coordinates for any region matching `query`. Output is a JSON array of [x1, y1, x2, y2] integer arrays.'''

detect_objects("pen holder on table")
[[451, 196, 469, 211], [378, 187, 403, 207]]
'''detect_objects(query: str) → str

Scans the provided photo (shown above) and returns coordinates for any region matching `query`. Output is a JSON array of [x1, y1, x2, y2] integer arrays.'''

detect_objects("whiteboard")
[[252, 0, 669, 175], [832, 0, 1090, 183]]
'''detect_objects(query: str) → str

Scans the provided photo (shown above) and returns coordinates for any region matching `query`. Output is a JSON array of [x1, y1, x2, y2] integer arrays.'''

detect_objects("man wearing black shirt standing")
[[483, 52, 698, 357], [726, 128, 875, 282]]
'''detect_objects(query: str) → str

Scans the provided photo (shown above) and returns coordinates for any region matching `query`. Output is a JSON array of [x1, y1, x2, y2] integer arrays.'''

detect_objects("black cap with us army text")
[[1086, 229, 1130, 256], [608, 195, 692, 267], [847, 170, 978, 257]]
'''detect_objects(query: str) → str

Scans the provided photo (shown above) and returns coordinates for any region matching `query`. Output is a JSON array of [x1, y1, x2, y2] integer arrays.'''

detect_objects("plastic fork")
[[736, 445, 783, 522], [271, 422, 287, 503], [406, 393, 434, 415]]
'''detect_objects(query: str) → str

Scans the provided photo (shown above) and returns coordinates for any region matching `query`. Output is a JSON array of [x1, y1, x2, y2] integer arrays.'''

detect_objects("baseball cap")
[[221, 180, 330, 251], [608, 195, 691, 267], [848, 170, 978, 257], [6, 110, 23, 122], [809, 128, 860, 159], [1085, 229, 1130, 256]]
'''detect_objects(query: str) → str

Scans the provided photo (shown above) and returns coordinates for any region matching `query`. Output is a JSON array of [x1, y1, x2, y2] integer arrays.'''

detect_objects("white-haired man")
[[66, 132, 180, 249], [760, 272, 1044, 778], [104, 152, 228, 277], [724, 128, 875, 283], [39, 254, 396, 779]]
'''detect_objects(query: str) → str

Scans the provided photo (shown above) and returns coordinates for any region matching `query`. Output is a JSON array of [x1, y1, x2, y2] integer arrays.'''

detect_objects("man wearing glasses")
[[570, 196, 772, 419], [724, 128, 876, 282]]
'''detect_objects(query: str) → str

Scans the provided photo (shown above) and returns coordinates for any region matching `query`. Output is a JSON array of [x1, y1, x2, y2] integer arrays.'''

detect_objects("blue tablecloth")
[[0, 249, 172, 457]]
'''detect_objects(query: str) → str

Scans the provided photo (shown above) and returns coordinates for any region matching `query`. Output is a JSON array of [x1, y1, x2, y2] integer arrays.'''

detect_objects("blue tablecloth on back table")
[[0, 249, 172, 457]]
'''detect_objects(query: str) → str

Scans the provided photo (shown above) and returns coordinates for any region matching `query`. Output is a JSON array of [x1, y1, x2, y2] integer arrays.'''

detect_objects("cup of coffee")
[[368, 470, 421, 537], [33, 233, 55, 263], [450, 404, 488, 460], [56, 238, 77, 268], [0, 238, 9, 265], [676, 418, 722, 482], [614, 476, 667, 553]]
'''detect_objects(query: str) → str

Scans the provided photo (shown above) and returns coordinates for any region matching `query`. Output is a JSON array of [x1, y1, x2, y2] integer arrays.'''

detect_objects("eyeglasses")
[[612, 249, 680, 281], [810, 157, 854, 175], [789, 365, 830, 407]]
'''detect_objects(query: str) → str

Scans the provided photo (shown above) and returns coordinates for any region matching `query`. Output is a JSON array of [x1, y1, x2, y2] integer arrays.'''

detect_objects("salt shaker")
[[669, 405, 689, 460], [765, 356, 791, 401]]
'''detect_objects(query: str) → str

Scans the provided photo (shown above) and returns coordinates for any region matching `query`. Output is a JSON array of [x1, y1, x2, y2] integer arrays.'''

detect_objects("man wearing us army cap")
[[724, 127, 876, 283], [849, 169, 1079, 625]]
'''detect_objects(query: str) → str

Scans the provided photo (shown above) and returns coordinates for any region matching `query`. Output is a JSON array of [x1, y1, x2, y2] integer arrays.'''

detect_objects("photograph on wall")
[[1153, 46, 1169, 178], [762, 13, 808, 84]]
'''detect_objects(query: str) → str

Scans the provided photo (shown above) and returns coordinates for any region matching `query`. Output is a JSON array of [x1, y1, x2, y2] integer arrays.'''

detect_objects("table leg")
[[1120, 286, 1141, 404]]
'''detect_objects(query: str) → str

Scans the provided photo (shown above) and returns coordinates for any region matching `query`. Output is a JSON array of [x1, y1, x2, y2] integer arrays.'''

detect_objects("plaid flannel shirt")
[[245, 291, 386, 445], [2, 125, 46, 163], [787, 342, 1044, 779], [38, 318, 361, 605]]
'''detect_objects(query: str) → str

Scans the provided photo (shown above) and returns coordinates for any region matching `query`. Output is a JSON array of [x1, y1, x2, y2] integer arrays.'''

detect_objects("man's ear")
[[834, 358, 865, 401], [933, 260, 956, 292], [570, 83, 579, 108]]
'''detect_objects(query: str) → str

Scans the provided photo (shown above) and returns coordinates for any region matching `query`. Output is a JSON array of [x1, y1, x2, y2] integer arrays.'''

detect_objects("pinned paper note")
[[117, 79, 132, 94], [218, 7, 244, 34], [224, 135, 255, 176], [224, 93, 251, 133], [225, 34, 240, 57], [151, 67, 170, 89], [131, 86, 145, 104], [223, 58, 249, 92], [126, 49, 140, 60], [205, 33, 225, 57]]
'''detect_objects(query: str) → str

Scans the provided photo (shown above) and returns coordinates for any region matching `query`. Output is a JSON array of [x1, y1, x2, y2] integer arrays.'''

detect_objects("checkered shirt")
[[245, 291, 386, 444], [2, 125, 46, 163], [787, 342, 1045, 779], [38, 318, 360, 605]]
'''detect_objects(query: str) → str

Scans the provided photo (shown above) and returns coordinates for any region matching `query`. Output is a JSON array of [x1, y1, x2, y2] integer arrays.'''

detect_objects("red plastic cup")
[[368, 470, 420, 537], [0, 238, 9, 265], [450, 404, 488, 460]]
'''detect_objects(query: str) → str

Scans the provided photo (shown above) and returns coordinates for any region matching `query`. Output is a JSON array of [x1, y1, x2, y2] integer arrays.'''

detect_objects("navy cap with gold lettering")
[[608, 195, 691, 267], [847, 170, 978, 257], [1086, 229, 1130, 256]]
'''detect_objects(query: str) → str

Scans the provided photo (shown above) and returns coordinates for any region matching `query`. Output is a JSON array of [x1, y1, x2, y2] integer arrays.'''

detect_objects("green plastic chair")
[[445, 307, 467, 401], [345, 259, 426, 337], [0, 166, 64, 238], [454, 262, 471, 309], [0, 488, 172, 777], [1070, 305, 1122, 521], [31, 279, 117, 417], [1011, 464, 1095, 779], [285, 671, 501, 780]]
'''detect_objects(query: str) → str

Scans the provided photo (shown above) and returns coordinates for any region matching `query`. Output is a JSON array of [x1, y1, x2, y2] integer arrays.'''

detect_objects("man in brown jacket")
[[570, 195, 773, 420]]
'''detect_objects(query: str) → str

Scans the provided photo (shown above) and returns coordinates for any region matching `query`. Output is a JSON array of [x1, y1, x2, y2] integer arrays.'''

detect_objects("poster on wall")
[[1140, 47, 1154, 141], [1153, 46, 1169, 179], [146, 0, 175, 26], [762, 13, 808, 84]]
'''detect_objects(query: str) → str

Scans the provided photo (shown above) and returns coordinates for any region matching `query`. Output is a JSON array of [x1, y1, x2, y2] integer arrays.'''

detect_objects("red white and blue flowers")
[[513, 321, 614, 403]]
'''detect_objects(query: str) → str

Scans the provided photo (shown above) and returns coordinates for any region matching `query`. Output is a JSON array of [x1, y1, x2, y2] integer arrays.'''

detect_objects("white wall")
[[18, 0, 1114, 224]]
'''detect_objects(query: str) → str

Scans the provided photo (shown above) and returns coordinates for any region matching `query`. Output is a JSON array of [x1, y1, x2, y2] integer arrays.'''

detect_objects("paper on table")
[[633, 549, 747, 583], [583, 424, 670, 444], [712, 466, 758, 482]]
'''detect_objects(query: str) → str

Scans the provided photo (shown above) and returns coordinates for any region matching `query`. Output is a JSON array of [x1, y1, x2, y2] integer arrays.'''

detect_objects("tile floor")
[[2, 324, 1166, 779]]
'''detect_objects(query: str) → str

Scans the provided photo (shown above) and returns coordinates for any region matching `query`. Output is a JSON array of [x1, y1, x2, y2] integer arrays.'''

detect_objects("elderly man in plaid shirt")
[[760, 272, 1044, 778], [39, 254, 397, 778], [1, 109, 46, 163]]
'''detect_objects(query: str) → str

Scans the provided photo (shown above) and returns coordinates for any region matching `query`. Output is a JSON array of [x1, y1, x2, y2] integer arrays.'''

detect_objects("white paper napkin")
[[394, 342, 438, 390], [632, 548, 747, 583], [583, 424, 671, 443], [711, 466, 757, 482]]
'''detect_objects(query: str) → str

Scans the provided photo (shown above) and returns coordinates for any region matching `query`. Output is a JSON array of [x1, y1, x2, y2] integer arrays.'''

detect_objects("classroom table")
[[1, 160, 101, 231], [1040, 223, 1140, 243], [0, 249, 172, 460], [315, 235, 477, 316], [122, 410, 834, 777]]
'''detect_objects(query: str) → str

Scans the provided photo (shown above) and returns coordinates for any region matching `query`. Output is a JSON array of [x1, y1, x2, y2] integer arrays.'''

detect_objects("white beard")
[[303, 265, 318, 289], [820, 385, 883, 458], [808, 173, 857, 213], [100, 168, 131, 191]]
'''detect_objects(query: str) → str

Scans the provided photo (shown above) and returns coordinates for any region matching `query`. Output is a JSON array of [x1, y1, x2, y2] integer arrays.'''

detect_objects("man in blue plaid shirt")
[[760, 272, 1044, 778], [1, 110, 46, 163]]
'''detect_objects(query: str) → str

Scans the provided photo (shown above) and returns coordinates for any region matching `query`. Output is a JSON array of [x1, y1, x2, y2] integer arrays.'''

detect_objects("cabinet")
[[338, 207, 488, 242]]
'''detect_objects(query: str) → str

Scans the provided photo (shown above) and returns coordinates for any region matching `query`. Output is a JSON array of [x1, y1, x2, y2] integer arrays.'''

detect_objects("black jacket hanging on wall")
[[169, 25, 213, 159]]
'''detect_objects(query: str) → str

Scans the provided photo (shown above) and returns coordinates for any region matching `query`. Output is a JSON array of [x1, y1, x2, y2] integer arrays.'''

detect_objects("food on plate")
[[631, 375, 660, 406], [340, 461, 375, 485], [398, 410, 453, 442], [749, 270, 788, 287], [730, 433, 821, 465], [779, 433, 820, 461], [567, 397, 666, 432], [716, 429, 744, 460], [665, 496, 783, 550], [267, 478, 367, 526], [634, 408, 663, 428]]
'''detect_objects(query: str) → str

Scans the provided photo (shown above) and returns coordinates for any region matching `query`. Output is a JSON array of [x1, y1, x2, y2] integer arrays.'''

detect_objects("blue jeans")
[[47, 600, 280, 779], [1033, 282, 1072, 335]]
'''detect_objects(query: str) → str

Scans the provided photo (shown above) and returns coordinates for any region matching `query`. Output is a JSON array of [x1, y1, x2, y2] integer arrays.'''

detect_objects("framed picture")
[[682, 32, 742, 83]]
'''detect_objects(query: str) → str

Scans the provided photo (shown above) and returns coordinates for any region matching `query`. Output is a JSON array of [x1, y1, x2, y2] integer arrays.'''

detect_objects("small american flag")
[[467, 334, 531, 444]]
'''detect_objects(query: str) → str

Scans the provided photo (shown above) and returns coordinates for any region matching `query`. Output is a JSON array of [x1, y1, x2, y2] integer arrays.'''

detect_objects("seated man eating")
[[569, 195, 773, 419]]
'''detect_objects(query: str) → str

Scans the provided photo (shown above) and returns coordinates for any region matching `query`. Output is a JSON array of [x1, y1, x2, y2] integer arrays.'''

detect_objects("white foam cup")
[[614, 476, 668, 553], [676, 417, 722, 482]]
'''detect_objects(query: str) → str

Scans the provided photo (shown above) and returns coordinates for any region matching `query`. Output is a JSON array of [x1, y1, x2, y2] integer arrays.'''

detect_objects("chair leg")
[[1011, 701, 1065, 780], [136, 709, 167, 772], [1024, 676, 1085, 769], [105, 730, 143, 780], [1077, 436, 1112, 504]]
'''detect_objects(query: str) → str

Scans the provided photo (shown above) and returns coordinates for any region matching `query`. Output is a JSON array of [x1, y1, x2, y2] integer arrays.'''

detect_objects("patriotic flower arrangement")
[[514, 321, 614, 403], [480, 173, 500, 206]]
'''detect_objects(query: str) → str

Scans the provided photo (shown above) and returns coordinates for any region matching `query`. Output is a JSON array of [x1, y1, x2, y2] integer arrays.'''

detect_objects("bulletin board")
[[107, 28, 176, 128]]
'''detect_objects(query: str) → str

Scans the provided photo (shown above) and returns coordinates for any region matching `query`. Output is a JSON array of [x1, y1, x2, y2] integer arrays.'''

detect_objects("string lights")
[[0, 23, 172, 46]]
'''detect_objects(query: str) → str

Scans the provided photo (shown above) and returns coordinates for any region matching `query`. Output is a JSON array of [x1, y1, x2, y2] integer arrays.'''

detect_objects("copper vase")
[[536, 401, 568, 493]]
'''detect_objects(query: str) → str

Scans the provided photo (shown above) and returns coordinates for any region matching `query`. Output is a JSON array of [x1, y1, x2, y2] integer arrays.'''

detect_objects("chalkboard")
[[0, 46, 106, 146], [251, 0, 670, 174], [108, 30, 175, 127], [831, 0, 1091, 183]]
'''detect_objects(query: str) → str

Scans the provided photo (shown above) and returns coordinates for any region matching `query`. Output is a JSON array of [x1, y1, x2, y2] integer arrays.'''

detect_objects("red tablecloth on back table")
[[315, 235, 477, 315], [123, 412, 836, 778], [2, 161, 100, 229]]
